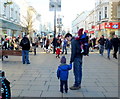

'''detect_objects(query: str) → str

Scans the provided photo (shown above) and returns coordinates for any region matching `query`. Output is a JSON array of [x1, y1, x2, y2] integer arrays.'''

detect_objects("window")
[[105, 7, 107, 18], [3, 5, 7, 16], [99, 11, 101, 21], [117, 5, 120, 18], [15, 11, 17, 19], [11, 8, 13, 18]]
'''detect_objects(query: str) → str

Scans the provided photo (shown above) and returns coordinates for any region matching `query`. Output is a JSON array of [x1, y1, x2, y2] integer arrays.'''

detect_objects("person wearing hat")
[[57, 56, 72, 93]]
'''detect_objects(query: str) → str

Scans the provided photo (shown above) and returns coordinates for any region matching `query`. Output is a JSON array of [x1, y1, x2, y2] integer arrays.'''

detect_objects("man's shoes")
[[60, 90, 63, 93], [69, 85, 81, 90], [107, 56, 110, 60], [27, 62, 30, 64], [115, 57, 117, 59], [65, 90, 68, 93]]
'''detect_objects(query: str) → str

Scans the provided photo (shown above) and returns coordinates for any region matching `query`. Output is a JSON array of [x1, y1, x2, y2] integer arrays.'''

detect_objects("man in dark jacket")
[[119, 37, 120, 54], [20, 35, 30, 64], [98, 35, 106, 56], [65, 29, 83, 90], [111, 35, 119, 59]]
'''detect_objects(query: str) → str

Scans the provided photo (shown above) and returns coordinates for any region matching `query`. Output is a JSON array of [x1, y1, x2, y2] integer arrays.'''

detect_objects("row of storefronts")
[[94, 22, 120, 37]]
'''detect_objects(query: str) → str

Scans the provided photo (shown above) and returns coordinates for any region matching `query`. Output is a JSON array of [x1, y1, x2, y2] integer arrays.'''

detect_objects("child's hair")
[[60, 56, 66, 64]]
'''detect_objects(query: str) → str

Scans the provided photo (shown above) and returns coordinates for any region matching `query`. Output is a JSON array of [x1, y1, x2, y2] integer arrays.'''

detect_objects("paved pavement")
[[1, 47, 119, 98]]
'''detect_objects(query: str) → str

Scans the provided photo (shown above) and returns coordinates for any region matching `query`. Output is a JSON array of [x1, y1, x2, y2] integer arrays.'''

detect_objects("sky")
[[26, 0, 95, 31]]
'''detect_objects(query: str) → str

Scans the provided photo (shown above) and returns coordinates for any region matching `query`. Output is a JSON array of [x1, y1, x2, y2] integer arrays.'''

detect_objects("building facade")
[[94, 0, 120, 37], [0, 0, 22, 37], [72, 0, 120, 38], [72, 11, 90, 35]]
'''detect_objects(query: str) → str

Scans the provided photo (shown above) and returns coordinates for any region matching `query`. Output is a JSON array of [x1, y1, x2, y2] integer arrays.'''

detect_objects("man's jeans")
[[22, 50, 30, 64], [73, 57, 82, 87], [62, 46, 67, 54], [107, 49, 111, 58], [99, 45, 104, 55]]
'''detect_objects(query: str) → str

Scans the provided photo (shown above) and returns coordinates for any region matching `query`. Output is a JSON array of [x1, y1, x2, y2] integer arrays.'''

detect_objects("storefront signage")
[[94, 25, 100, 30], [100, 22, 120, 29]]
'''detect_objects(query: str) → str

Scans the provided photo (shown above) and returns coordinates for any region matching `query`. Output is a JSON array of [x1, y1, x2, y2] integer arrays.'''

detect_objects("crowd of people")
[[0, 31, 120, 61]]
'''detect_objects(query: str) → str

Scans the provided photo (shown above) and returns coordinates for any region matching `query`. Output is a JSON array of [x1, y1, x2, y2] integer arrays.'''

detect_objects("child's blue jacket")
[[57, 64, 72, 81]]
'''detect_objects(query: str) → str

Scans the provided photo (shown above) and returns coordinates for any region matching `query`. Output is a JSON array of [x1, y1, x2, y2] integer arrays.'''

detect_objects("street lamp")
[[49, 0, 61, 53]]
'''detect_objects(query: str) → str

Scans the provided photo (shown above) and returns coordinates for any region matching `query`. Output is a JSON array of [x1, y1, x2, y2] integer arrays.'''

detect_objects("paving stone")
[[41, 91, 62, 97], [12, 85, 31, 90], [29, 85, 48, 91], [103, 86, 118, 92], [103, 92, 118, 97], [63, 90, 84, 97], [83, 92, 105, 97], [11, 89, 22, 97], [20, 90, 42, 97]]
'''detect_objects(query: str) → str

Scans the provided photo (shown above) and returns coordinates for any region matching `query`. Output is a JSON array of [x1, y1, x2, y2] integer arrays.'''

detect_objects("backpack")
[[21, 38, 29, 46]]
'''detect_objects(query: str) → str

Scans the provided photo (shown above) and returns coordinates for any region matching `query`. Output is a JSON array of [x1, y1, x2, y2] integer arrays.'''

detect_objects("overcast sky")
[[26, 0, 95, 31]]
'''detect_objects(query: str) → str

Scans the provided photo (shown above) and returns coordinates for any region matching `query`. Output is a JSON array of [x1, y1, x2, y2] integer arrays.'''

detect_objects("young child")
[[57, 56, 72, 93], [76, 28, 88, 55], [56, 46, 61, 58]]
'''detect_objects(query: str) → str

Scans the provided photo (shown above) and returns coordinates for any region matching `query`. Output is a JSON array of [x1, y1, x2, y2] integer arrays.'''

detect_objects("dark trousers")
[[60, 80, 68, 93], [113, 49, 118, 59]]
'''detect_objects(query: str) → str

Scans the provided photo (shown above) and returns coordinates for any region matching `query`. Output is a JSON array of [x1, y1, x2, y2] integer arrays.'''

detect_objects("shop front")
[[100, 22, 120, 38], [0, 19, 22, 38]]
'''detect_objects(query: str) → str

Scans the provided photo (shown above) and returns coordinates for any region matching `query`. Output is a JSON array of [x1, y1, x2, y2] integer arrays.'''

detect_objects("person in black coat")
[[105, 37, 112, 59], [20, 35, 30, 64], [98, 35, 106, 56], [111, 35, 119, 59], [118, 37, 120, 54]]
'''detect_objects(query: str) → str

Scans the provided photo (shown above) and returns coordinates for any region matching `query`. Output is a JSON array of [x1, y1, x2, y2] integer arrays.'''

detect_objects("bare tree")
[[21, 9, 34, 37]]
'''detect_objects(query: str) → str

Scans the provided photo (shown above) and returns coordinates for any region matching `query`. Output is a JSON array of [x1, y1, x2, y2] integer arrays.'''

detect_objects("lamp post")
[[49, 0, 61, 53], [54, 2, 57, 40]]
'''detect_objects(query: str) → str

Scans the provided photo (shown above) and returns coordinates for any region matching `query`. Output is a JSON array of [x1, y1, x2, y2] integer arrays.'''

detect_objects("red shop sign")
[[94, 25, 100, 30], [100, 22, 120, 29]]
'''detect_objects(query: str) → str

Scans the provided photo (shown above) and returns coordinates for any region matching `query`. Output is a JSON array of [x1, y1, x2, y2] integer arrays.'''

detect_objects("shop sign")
[[100, 22, 120, 29], [89, 31, 94, 34], [94, 25, 100, 30]]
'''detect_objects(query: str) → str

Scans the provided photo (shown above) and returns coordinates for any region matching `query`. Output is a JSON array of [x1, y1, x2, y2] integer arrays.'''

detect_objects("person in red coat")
[[56, 46, 61, 58]]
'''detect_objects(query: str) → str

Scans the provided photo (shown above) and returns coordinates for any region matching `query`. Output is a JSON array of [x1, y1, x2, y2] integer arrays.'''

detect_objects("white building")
[[72, 0, 120, 37], [84, 10, 95, 36], [0, 0, 22, 37], [72, 11, 90, 35]]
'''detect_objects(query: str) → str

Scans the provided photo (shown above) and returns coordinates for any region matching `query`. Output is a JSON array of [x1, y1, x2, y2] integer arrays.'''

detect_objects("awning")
[[0, 19, 22, 31]]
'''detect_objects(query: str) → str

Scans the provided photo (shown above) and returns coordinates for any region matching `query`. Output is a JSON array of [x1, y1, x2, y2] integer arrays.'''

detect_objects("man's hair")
[[65, 33, 72, 38]]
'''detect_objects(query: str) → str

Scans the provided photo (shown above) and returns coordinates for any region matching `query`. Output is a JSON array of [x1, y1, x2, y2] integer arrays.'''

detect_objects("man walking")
[[98, 35, 106, 56], [111, 35, 119, 59], [20, 35, 30, 64], [65, 28, 84, 90]]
